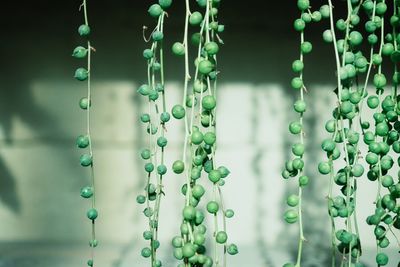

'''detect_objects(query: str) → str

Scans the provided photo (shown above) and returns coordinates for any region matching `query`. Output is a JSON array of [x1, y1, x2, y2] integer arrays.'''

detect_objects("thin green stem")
[[81, 0, 97, 265]]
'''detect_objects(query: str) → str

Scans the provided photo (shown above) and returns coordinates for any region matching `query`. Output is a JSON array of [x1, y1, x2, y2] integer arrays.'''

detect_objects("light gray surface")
[[0, 242, 398, 267]]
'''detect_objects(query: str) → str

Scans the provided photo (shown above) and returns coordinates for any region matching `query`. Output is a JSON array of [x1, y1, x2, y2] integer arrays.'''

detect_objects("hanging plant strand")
[[73, 1, 98, 266], [282, 0, 322, 265], [170, 0, 238, 266], [136, 0, 172, 266], [313, 0, 400, 266]]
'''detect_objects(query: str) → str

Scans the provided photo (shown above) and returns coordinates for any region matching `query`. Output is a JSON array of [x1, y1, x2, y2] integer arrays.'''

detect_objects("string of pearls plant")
[[169, 0, 237, 266], [284, 0, 400, 266], [282, 0, 322, 266], [136, 0, 172, 266], [73, 0, 98, 266]]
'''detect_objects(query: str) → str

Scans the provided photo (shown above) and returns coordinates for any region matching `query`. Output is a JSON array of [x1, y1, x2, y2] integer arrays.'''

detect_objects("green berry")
[[76, 135, 90, 148], [318, 161, 330, 175], [141, 247, 151, 258], [349, 92, 361, 104], [373, 73, 387, 88], [299, 175, 309, 187], [159, 0, 172, 9], [189, 12, 203, 26], [379, 237, 390, 248], [160, 112, 171, 123], [208, 169, 221, 183], [145, 162, 154, 173], [172, 236, 183, 248], [294, 100, 306, 113], [182, 243, 196, 258], [337, 19, 346, 31], [78, 24, 91, 36], [87, 208, 98, 220], [376, 122, 389, 137], [80, 186, 93, 198], [207, 201, 219, 214], [194, 232, 205, 245], [227, 243, 239, 255], [79, 97, 91, 109], [291, 77, 303, 90], [136, 195, 146, 204], [157, 136, 168, 148], [191, 32, 203, 45], [198, 60, 214, 75], [194, 79, 207, 93], [143, 230, 153, 240], [216, 231, 228, 244], [287, 194, 299, 207], [141, 149, 151, 160], [292, 60, 304, 72], [340, 101, 353, 114], [292, 143, 304, 156], [376, 253, 389, 265], [192, 184, 205, 199], [349, 31, 363, 46], [80, 154, 92, 167], [322, 30, 333, 43], [321, 139, 335, 152], [376, 2, 387, 15], [297, 0, 310, 11], [137, 84, 151, 96], [382, 175, 394, 187], [284, 209, 298, 224], [143, 49, 154, 59], [148, 4, 163, 17], [351, 164, 364, 177], [312, 11, 322, 22], [75, 68, 88, 81], [301, 41, 312, 54], [373, 54, 383, 65], [204, 132, 216, 145], [289, 121, 302, 134], [89, 239, 98, 247], [367, 96, 379, 109], [204, 42, 219, 55], [72, 46, 88, 58], [173, 248, 183, 260], [202, 95, 216, 110], [172, 42, 185, 56], [320, 5, 330, 18], [183, 206, 196, 221], [218, 166, 230, 178], [172, 105, 186, 119], [225, 209, 234, 218], [382, 43, 395, 56], [157, 164, 167, 175], [172, 160, 185, 174], [152, 31, 164, 41], [191, 131, 203, 145], [294, 19, 306, 32]]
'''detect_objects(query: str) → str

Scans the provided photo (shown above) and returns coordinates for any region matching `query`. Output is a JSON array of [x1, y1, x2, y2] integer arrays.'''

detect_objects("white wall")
[[0, 80, 397, 266]]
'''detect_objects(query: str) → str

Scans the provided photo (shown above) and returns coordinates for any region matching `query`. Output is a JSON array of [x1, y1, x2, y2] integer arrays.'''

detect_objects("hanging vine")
[[136, 1, 171, 266], [282, 0, 400, 266], [169, 0, 238, 266], [73, 0, 98, 266]]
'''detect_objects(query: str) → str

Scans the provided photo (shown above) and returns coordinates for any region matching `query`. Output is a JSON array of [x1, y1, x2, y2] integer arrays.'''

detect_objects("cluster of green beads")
[[315, 0, 400, 266], [281, 1, 330, 266], [361, 1, 400, 266], [73, 1, 97, 266], [170, 0, 237, 266], [136, 1, 171, 266]]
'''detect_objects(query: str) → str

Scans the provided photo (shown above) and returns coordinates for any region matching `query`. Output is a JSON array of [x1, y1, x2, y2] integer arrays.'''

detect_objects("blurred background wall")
[[0, 1, 397, 267]]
